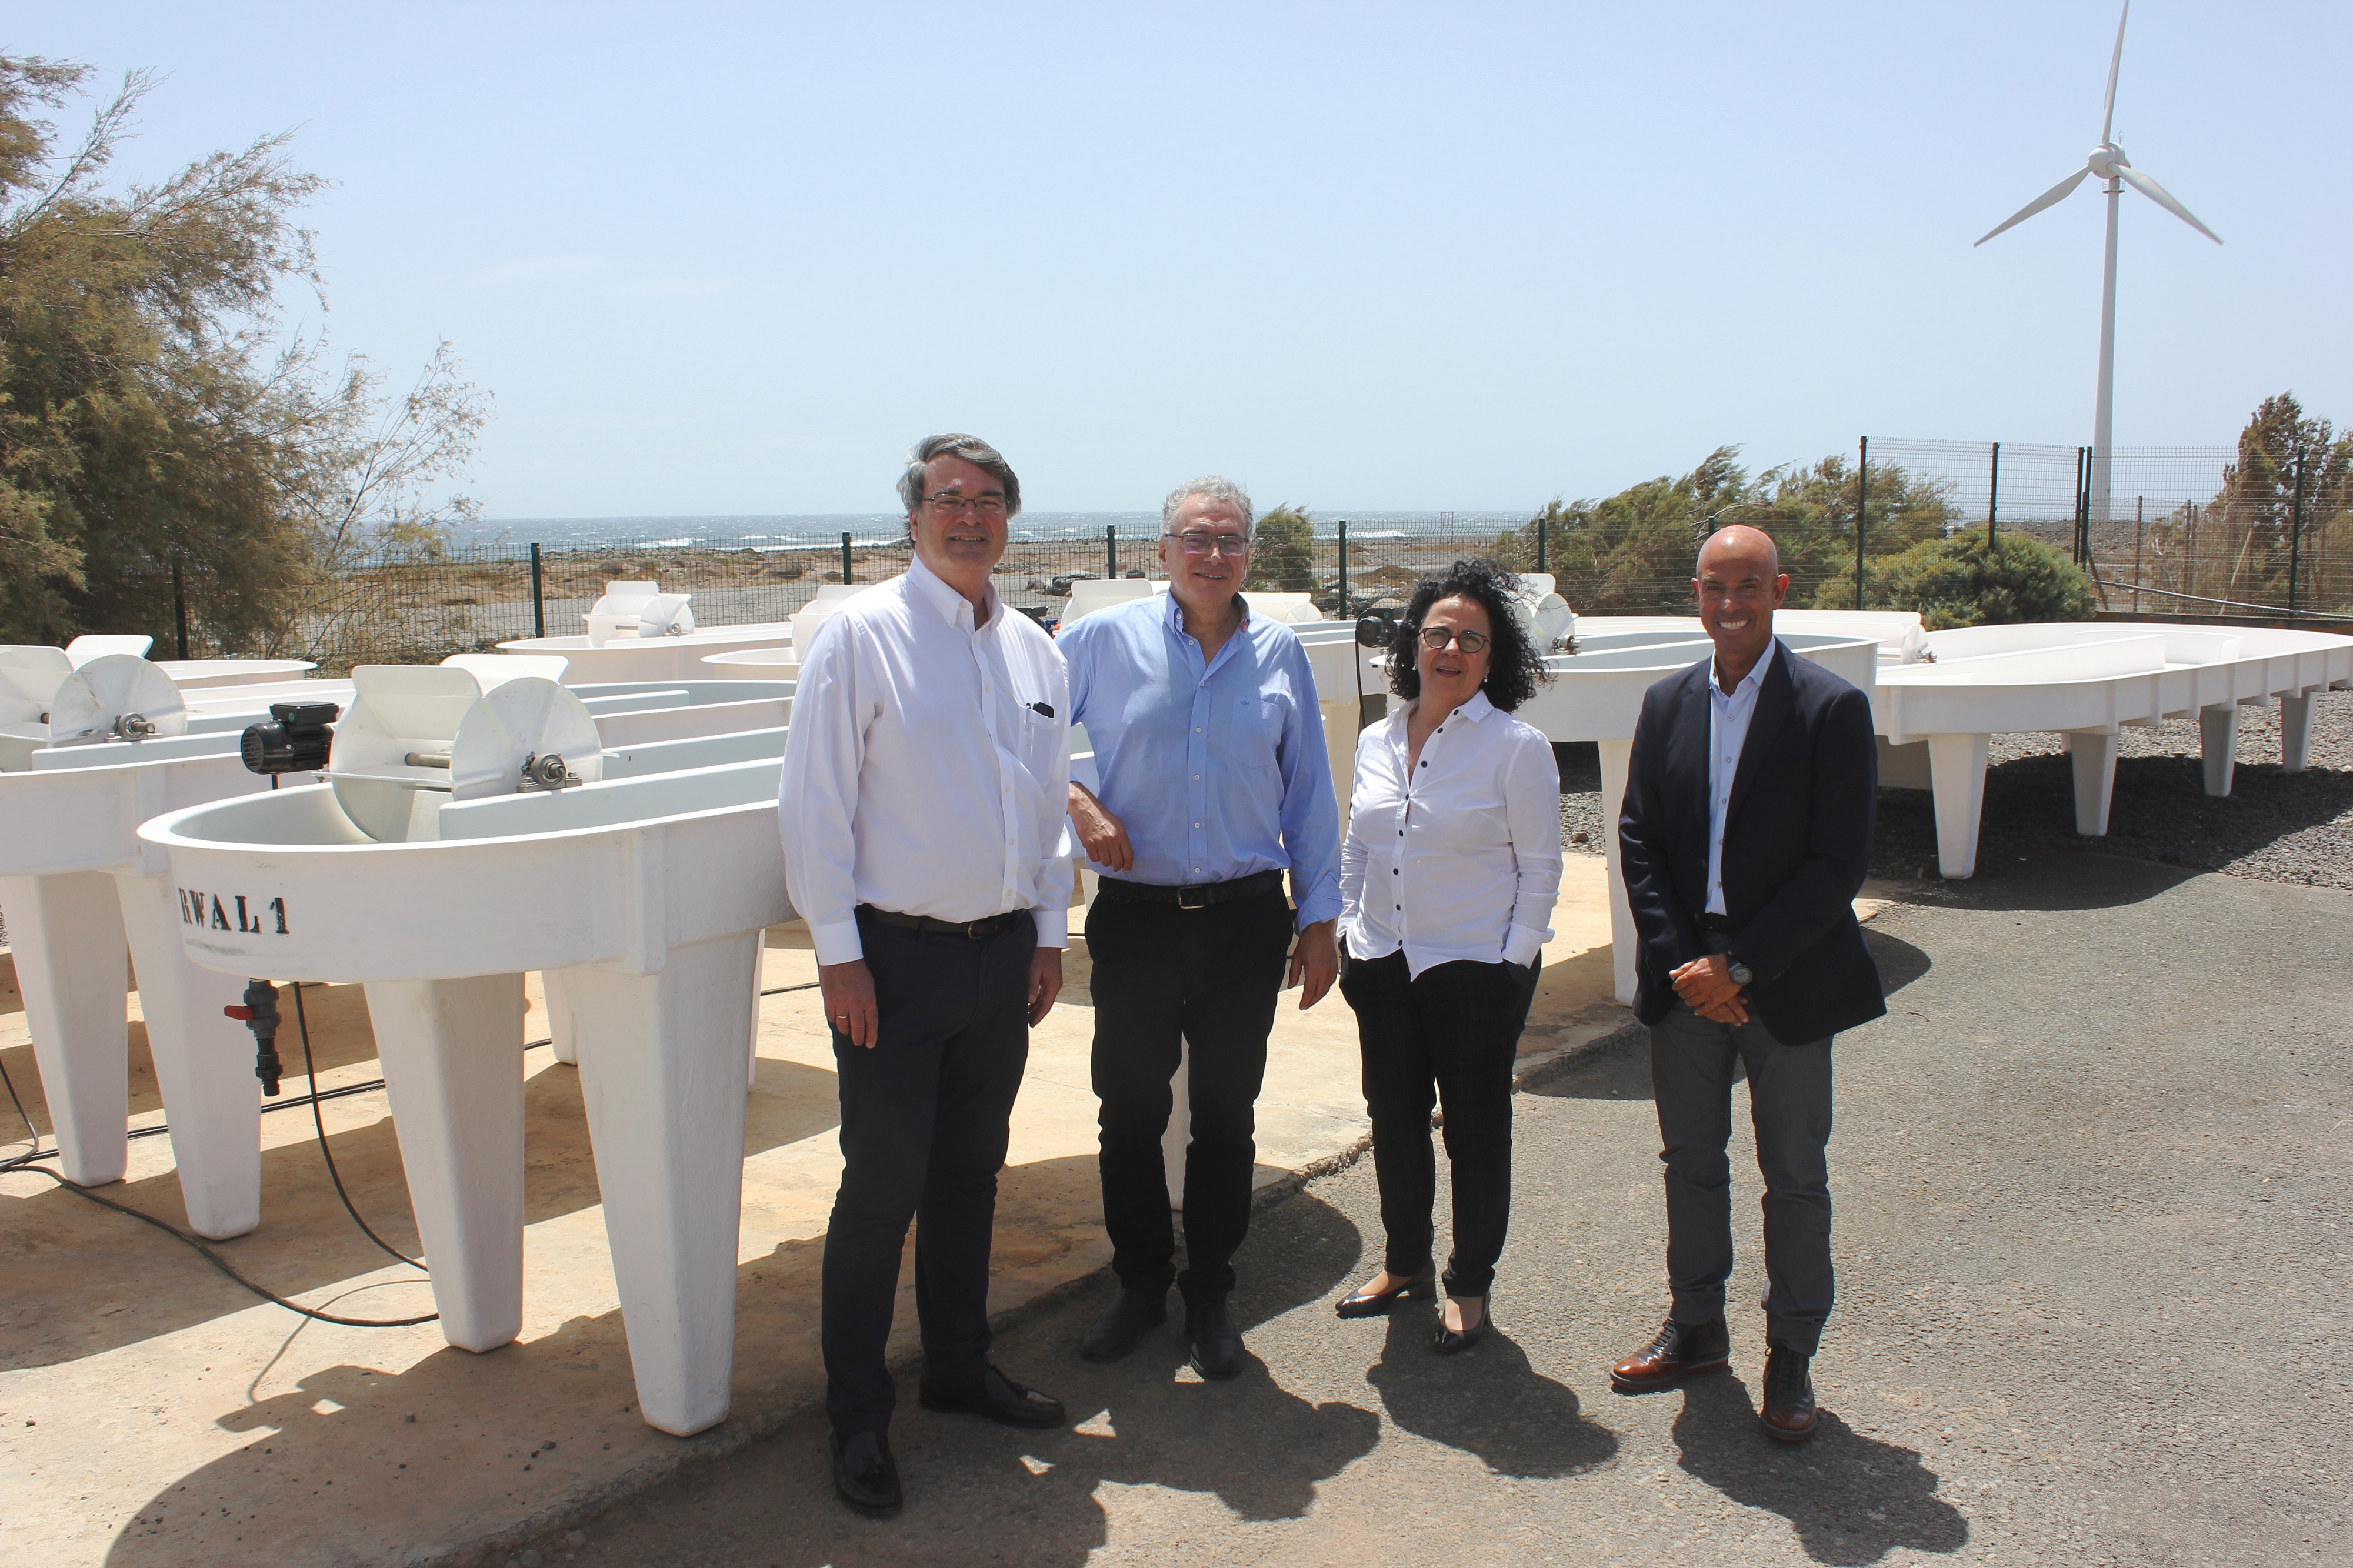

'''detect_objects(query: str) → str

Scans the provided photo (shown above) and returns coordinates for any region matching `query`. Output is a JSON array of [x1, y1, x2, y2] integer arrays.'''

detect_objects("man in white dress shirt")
[[779, 433, 1071, 1517]]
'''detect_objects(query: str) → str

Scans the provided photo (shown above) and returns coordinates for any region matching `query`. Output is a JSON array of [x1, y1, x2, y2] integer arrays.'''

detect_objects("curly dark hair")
[[1387, 557, 1549, 712]]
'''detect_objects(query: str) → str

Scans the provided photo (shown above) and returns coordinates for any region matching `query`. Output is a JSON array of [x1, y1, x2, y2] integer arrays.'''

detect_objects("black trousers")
[[821, 909, 1034, 1436], [1086, 888, 1293, 1299], [1648, 996, 1835, 1355], [1339, 948, 1539, 1299]]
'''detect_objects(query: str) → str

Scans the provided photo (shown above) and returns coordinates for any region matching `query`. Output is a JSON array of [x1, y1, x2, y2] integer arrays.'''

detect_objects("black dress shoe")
[[831, 1429, 902, 1517], [1759, 1346, 1818, 1442], [1081, 1287, 1168, 1362], [1335, 1268, 1437, 1319], [1610, 1313, 1731, 1392], [1431, 1295, 1489, 1356], [1185, 1290, 1245, 1380], [917, 1364, 1066, 1429]]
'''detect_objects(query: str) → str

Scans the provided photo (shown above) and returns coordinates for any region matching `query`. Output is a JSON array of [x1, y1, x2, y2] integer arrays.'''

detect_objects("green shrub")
[[1811, 531, 2095, 628], [1246, 503, 1317, 592]]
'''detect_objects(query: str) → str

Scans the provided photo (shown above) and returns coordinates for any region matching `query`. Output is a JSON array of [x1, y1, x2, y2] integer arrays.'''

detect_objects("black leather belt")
[[1698, 912, 1736, 934], [1095, 868, 1285, 910], [858, 905, 1028, 940]]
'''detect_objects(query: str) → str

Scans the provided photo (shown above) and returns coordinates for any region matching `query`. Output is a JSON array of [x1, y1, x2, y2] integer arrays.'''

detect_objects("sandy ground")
[[0, 865, 1641, 1567]]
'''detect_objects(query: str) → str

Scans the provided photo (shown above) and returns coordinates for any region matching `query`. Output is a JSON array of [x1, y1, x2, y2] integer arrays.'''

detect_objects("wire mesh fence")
[[135, 434, 2353, 675], [1866, 438, 2353, 623]]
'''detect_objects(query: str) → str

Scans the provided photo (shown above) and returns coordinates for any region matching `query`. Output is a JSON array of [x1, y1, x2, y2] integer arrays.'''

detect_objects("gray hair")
[[897, 433, 1023, 518], [1161, 476, 1254, 537]]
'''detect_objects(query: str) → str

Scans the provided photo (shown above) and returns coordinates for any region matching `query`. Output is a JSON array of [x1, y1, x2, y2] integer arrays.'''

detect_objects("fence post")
[[1986, 442, 2000, 548], [529, 542, 546, 638], [1337, 519, 1348, 617], [1853, 437, 1868, 612], [2288, 449, 2306, 618], [171, 557, 190, 659], [1106, 525, 1116, 579], [2072, 448, 2089, 565], [840, 531, 853, 584]]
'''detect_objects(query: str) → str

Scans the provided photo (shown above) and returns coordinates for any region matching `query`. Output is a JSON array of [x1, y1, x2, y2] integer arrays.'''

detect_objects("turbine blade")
[[2101, 0, 2130, 144], [2117, 165, 2223, 243], [1974, 168, 2092, 246]]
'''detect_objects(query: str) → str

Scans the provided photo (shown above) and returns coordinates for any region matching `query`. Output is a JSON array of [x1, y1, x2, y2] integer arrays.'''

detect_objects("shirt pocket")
[[1215, 692, 1287, 777]]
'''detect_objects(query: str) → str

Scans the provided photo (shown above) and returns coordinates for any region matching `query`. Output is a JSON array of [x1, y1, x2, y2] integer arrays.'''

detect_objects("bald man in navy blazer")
[[1609, 525, 1884, 1444]]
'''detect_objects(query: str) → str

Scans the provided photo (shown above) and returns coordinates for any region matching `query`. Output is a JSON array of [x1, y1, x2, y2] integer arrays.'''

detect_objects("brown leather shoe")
[[1758, 1346, 1818, 1442], [1610, 1314, 1730, 1392]]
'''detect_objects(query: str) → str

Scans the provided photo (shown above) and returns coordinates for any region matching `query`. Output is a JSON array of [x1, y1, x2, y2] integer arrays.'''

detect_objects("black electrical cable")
[[291, 980, 424, 1270], [0, 1049, 436, 1326], [2, 1162, 439, 1327]]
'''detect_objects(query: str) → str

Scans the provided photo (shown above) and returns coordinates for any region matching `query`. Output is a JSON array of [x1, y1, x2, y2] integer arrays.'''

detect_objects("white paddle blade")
[[1974, 167, 2092, 246], [2118, 165, 2222, 243], [2101, 0, 2131, 144]]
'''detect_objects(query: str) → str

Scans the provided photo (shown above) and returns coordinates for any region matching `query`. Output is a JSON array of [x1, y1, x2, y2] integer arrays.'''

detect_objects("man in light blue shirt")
[[1059, 476, 1342, 1379]]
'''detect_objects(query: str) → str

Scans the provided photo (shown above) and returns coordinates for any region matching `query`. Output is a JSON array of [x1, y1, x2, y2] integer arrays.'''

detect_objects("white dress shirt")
[[1704, 634, 1777, 916], [778, 555, 1072, 966], [1339, 690, 1563, 979]]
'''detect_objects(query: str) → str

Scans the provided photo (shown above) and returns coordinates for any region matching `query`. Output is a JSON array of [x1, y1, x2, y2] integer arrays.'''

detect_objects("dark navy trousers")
[[821, 909, 1034, 1436]]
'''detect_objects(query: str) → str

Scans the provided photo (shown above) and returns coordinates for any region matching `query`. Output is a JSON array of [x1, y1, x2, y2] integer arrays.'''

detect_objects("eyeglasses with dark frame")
[[1163, 531, 1251, 556], [925, 492, 1009, 517], [1417, 625, 1492, 655]]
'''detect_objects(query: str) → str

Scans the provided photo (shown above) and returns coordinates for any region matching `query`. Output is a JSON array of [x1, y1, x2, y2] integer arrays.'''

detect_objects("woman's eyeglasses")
[[1417, 626, 1491, 655]]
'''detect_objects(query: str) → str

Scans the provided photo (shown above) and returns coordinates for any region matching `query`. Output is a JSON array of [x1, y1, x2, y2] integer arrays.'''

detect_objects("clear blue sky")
[[20, 2, 2350, 518]]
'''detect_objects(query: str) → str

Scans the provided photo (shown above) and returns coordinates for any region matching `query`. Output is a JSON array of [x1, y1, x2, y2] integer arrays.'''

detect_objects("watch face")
[[1729, 962, 1754, 986]]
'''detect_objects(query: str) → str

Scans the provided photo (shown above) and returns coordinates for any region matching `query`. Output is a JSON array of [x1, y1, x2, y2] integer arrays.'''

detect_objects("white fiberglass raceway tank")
[[142, 729, 796, 1436], [0, 662, 795, 1245]]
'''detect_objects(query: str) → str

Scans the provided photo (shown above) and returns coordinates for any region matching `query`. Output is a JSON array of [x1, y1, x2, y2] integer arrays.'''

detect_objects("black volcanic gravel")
[[1557, 689, 2353, 890]]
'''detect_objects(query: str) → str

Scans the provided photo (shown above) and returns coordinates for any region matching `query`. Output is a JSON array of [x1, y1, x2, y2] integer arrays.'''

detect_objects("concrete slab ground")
[[0, 855, 1748, 1567]]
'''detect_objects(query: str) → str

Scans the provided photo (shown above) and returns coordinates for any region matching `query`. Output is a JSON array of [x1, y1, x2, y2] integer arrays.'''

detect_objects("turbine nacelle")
[[2086, 142, 2129, 181]]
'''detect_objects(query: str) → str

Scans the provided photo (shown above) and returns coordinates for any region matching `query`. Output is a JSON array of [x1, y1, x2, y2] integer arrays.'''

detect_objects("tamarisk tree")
[[0, 56, 486, 652]]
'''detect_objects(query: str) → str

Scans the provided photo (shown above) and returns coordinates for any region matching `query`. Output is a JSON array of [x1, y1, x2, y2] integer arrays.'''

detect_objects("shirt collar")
[[1397, 688, 1498, 728], [905, 552, 1000, 632], [1162, 585, 1251, 642], [1711, 633, 1777, 698]]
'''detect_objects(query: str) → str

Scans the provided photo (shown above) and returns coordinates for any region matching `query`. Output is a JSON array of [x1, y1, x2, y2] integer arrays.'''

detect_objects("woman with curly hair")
[[1332, 558, 1562, 1353]]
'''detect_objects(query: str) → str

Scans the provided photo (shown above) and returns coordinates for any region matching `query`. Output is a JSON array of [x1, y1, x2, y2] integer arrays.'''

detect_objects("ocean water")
[[459, 509, 1528, 550]]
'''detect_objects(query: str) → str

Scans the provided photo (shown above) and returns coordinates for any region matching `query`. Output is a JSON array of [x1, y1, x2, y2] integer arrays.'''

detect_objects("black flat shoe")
[[917, 1365, 1065, 1429], [1432, 1295, 1489, 1356], [1335, 1269, 1437, 1319], [1185, 1290, 1246, 1380], [1081, 1286, 1168, 1363], [831, 1429, 902, 1517]]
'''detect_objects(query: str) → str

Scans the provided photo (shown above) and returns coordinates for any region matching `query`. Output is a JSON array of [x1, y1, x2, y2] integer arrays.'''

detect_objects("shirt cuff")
[[1031, 905, 1069, 949], [1502, 922, 1551, 969], [1292, 889, 1344, 930], [811, 918, 865, 967]]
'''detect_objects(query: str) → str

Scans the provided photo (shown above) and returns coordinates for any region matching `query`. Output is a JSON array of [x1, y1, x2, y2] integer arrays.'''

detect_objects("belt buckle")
[[1176, 883, 1211, 911], [965, 919, 987, 939]]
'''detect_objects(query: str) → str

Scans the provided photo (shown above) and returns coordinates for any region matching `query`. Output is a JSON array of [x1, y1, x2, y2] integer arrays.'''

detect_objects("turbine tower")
[[1974, 0, 2221, 521]]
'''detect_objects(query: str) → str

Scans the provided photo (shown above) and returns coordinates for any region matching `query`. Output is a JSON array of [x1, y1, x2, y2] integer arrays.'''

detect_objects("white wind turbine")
[[1974, 0, 2221, 521]]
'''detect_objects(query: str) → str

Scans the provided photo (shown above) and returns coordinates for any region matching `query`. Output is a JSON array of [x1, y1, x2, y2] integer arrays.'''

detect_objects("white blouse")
[[1339, 690, 1564, 979]]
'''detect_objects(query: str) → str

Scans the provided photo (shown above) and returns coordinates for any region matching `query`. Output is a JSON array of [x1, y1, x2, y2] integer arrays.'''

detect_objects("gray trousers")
[[1648, 992, 1835, 1355]]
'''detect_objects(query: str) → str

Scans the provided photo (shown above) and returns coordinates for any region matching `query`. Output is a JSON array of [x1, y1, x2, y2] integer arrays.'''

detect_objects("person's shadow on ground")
[[1669, 1369, 1969, 1565], [1363, 1306, 1618, 1477]]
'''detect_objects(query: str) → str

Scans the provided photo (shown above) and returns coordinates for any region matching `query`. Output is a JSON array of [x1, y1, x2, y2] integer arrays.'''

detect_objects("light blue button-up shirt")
[[1705, 633, 1777, 916], [1061, 590, 1343, 929]]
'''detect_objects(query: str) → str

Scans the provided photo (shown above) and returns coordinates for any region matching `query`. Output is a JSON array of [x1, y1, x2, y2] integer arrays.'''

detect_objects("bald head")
[[1696, 523, 1781, 580], [1692, 523, 1788, 686]]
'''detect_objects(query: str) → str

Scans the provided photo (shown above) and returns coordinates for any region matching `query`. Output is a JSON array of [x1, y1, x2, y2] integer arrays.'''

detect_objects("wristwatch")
[[1726, 957, 1755, 987]]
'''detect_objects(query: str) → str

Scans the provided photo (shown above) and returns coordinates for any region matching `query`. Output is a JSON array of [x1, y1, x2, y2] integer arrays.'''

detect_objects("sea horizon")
[[456, 508, 1533, 551]]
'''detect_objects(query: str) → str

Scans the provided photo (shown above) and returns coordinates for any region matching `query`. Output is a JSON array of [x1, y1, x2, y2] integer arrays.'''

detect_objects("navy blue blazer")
[[1617, 638, 1885, 1044]]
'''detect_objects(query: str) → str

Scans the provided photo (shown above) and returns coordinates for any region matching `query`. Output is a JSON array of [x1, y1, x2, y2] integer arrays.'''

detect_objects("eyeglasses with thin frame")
[[1164, 531, 1251, 557], [925, 492, 1008, 517], [1417, 625, 1492, 655]]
